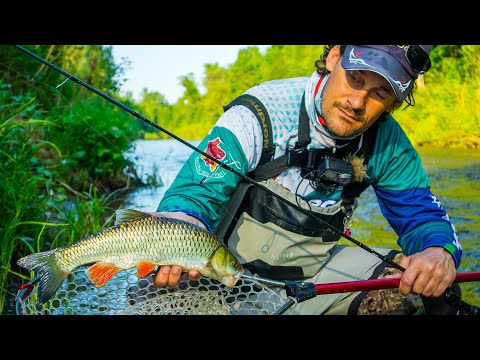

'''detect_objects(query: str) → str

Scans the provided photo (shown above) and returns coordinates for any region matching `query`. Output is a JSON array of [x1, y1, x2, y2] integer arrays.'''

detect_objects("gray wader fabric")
[[226, 179, 344, 279], [222, 179, 423, 315]]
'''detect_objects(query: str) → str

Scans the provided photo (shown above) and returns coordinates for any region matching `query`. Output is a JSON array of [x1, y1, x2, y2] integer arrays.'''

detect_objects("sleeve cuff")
[[177, 209, 213, 233], [421, 240, 462, 269]]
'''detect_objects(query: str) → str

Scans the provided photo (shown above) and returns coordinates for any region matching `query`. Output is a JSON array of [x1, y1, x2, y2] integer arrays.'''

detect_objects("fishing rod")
[[14, 45, 478, 315], [243, 271, 480, 315], [13, 45, 401, 271]]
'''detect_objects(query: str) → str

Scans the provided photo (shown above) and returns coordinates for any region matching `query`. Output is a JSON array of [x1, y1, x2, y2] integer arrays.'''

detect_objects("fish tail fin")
[[17, 250, 69, 304]]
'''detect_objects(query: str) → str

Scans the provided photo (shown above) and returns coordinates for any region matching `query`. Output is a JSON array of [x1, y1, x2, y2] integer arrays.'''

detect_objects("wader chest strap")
[[223, 94, 274, 165], [213, 182, 254, 241], [248, 93, 310, 181]]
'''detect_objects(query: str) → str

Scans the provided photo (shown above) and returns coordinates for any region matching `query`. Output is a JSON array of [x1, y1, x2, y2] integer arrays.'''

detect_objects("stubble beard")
[[322, 108, 364, 138]]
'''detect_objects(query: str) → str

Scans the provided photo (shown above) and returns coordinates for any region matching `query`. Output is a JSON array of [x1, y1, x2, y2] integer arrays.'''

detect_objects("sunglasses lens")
[[407, 46, 431, 73]]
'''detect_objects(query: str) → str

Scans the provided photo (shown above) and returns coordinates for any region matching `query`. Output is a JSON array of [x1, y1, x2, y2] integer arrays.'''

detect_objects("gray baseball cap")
[[341, 45, 433, 101]]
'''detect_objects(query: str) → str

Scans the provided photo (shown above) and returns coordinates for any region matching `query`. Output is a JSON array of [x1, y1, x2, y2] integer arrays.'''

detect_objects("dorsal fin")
[[114, 209, 151, 225]]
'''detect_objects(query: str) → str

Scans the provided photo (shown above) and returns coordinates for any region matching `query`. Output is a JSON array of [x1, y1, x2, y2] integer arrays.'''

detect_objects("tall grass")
[[45, 185, 121, 250], [0, 96, 61, 313], [0, 92, 127, 314], [0, 45, 144, 313], [0, 117, 122, 313]]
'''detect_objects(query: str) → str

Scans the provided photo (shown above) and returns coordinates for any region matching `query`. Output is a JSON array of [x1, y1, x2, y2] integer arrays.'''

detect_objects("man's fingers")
[[154, 266, 200, 288], [154, 265, 171, 287], [410, 272, 432, 295], [168, 265, 183, 287], [189, 269, 201, 281], [399, 265, 420, 296]]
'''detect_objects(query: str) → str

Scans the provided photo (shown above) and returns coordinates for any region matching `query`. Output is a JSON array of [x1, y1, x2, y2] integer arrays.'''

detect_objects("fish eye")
[[231, 260, 238, 267]]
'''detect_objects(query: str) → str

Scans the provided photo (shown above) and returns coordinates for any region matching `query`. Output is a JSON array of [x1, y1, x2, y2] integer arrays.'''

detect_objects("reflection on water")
[[124, 140, 480, 305]]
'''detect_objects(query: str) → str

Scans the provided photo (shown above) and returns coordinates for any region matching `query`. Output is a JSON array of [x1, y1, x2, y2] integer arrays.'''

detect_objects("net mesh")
[[17, 266, 288, 315]]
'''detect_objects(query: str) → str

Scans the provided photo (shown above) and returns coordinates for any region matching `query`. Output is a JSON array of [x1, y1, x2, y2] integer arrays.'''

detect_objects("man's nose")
[[347, 88, 368, 110]]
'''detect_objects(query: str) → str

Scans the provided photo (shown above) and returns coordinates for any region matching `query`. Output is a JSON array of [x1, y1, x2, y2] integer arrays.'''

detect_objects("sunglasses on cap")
[[404, 45, 431, 74]]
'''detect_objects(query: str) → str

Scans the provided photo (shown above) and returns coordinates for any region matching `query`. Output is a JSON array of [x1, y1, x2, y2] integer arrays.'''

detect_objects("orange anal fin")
[[137, 261, 157, 277], [87, 263, 120, 287]]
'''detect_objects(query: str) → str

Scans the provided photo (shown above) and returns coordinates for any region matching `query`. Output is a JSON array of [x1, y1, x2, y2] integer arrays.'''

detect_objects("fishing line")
[[0, 62, 53, 87], [294, 173, 312, 211], [55, 76, 71, 89]]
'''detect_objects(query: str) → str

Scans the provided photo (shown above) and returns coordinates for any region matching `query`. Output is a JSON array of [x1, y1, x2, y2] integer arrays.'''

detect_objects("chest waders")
[[213, 94, 461, 315], [214, 93, 379, 281]]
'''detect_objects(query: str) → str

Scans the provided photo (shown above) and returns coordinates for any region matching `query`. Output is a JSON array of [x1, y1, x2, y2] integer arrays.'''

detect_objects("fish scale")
[[17, 210, 244, 303]]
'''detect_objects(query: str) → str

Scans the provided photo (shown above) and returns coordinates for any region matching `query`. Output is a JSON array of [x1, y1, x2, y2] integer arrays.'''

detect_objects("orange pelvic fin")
[[137, 261, 157, 277], [87, 262, 120, 287]]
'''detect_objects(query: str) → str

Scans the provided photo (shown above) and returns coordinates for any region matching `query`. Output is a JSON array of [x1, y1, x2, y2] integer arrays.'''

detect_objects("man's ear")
[[326, 45, 341, 72]]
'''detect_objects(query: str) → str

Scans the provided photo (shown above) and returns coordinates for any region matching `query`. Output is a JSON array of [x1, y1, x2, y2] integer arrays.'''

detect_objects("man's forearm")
[[145, 211, 207, 230]]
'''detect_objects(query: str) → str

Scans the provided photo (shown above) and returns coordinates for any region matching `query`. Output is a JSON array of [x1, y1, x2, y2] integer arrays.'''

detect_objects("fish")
[[17, 209, 244, 304]]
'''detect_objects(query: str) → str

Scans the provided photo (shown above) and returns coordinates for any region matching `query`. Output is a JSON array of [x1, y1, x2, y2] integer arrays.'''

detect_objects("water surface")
[[124, 140, 479, 305]]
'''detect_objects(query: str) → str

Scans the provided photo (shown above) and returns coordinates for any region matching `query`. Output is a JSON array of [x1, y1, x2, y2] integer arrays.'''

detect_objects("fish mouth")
[[233, 269, 244, 285], [223, 269, 244, 288]]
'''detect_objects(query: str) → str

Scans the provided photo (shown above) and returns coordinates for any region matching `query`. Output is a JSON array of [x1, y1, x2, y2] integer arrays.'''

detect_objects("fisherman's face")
[[321, 45, 399, 138]]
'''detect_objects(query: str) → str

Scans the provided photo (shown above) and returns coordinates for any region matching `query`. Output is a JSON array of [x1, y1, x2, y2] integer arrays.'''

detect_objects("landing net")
[[16, 266, 288, 315]]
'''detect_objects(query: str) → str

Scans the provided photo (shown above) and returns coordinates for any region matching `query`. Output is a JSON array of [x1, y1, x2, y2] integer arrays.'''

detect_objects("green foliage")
[[395, 45, 480, 148], [137, 90, 172, 139], [47, 95, 140, 191], [45, 185, 119, 249], [0, 45, 142, 314], [137, 45, 326, 140], [135, 45, 480, 147], [0, 89, 57, 314]]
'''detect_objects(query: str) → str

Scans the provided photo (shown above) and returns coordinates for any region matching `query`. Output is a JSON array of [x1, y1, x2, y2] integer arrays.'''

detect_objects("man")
[[151, 45, 462, 314]]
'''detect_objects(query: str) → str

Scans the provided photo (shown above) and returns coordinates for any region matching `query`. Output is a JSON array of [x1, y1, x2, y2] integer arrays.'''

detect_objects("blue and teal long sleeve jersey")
[[158, 75, 462, 268]]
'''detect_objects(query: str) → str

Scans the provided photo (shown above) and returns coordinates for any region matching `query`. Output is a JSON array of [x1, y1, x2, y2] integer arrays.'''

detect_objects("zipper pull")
[[343, 215, 352, 236]]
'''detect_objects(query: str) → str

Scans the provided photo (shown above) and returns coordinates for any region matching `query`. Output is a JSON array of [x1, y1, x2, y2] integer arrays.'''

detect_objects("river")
[[123, 140, 480, 304]]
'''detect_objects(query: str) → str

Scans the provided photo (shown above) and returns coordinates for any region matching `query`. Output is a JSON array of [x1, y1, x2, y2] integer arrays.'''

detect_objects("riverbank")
[[4, 142, 480, 314]]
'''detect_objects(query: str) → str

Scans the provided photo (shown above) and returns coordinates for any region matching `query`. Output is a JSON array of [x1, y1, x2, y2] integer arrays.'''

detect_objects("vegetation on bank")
[[0, 45, 142, 313], [0, 45, 479, 314], [138, 45, 480, 149]]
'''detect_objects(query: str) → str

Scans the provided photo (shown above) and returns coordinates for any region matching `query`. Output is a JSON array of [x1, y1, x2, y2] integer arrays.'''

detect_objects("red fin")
[[87, 263, 120, 287], [137, 261, 157, 277]]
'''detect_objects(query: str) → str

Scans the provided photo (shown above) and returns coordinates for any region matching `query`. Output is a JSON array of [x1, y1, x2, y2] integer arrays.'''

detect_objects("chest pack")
[[224, 93, 379, 194]]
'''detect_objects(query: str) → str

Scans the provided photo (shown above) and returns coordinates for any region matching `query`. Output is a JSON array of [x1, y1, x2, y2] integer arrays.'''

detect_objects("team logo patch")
[[201, 137, 226, 171], [195, 137, 228, 179]]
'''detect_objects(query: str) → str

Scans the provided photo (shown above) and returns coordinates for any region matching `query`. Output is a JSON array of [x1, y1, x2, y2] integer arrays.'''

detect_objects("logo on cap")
[[395, 76, 411, 93], [348, 49, 372, 68]]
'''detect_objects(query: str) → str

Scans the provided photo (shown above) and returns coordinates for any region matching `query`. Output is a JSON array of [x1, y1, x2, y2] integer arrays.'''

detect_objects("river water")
[[123, 139, 201, 211], [124, 140, 479, 302]]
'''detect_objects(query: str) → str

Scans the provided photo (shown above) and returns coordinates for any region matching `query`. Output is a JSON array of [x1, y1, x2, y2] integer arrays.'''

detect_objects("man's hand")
[[386, 247, 456, 297], [153, 265, 202, 288], [145, 211, 205, 288]]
